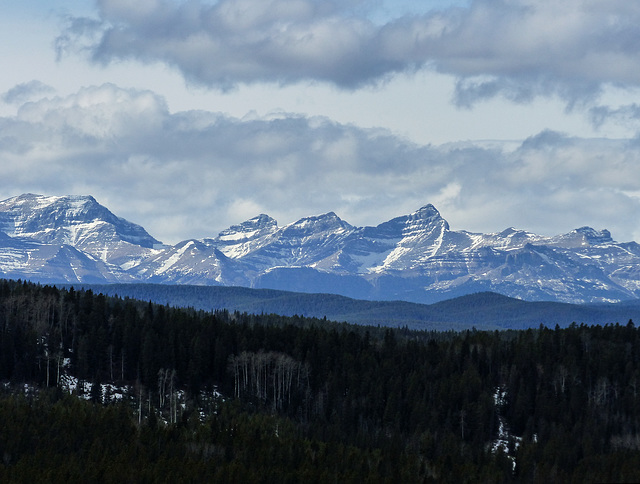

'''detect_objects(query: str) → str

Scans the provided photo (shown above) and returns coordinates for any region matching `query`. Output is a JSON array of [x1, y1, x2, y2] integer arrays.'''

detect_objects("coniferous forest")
[[1, 279, 640, 482]]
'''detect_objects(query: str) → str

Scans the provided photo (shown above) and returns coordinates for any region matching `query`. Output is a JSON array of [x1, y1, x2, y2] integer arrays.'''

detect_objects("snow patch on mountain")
[[157, 240, 196, 275]]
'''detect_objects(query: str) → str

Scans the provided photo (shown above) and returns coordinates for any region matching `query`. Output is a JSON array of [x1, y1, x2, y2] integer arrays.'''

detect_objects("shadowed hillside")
[[75, 283, 640, 330]]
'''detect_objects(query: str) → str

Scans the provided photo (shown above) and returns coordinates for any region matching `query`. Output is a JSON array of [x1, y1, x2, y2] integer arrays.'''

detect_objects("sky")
[[2, 0, 640, 244]]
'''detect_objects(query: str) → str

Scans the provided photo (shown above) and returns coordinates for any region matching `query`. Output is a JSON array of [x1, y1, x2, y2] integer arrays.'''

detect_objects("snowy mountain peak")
[[0, 193, 161, 270], [0, 194, 100, 228], [246, 214, 278, 230], [574, 227, 613, 245], [283, 212, 353, 236], [370, 203, 449, 241], [0, 193, 161, 248], [413, 203, 443, 220], [499, 227, 525, 237], [217, 214, 278, 241], [406, 204, 449, 231]]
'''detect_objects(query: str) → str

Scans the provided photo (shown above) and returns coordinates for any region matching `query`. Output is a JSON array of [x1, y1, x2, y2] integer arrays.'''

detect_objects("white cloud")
[[53, 0, 640, 111], [1, 83, 639, 245], [2, 81, 55, 105]]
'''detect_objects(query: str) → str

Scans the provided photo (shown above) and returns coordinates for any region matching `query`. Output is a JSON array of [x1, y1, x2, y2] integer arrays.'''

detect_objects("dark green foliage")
[[1, 279, 640, 482], [0, 392, 429, 483]]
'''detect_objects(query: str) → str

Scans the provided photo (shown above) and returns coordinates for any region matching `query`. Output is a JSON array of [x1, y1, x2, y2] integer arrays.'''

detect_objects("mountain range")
[[1, 193, 639, 305]]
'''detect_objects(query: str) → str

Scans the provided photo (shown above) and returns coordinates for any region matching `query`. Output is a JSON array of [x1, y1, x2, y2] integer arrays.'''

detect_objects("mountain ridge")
[[1, 193, 639, 305], [66, 283, 640, 331]]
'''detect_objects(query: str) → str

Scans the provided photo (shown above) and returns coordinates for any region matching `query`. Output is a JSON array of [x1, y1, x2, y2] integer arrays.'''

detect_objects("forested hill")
[[73, 283, 640, 330], [1, 279, 640, 482]]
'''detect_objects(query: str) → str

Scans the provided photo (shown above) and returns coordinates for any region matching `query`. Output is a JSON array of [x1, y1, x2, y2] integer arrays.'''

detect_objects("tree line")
[[1, 279, 640, 482]]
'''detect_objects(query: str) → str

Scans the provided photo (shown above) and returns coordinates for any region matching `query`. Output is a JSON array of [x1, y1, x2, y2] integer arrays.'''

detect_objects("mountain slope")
[[73, 283, 640, 331], [0, 194, 163, 283], [0, 194, 161, 268]]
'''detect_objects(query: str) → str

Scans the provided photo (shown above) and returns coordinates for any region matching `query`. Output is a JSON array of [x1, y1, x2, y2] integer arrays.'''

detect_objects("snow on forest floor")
[[490, 386, 522, 471]]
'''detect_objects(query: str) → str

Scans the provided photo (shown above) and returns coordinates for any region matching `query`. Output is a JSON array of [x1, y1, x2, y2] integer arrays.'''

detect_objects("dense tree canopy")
[[0, 279, 639, 482]]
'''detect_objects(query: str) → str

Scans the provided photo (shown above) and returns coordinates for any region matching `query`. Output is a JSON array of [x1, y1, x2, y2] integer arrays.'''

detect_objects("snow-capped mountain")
[[0, 194, 160, 283], [1, 193, 639, 304]]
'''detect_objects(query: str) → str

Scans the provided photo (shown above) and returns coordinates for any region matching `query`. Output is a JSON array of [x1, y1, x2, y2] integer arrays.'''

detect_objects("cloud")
[[589, 103, 640, 131], [57, 0, 394, 90], [55, 0, 640, 108], [1, 83, 639, 244], [2, 81, 55, 105]]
